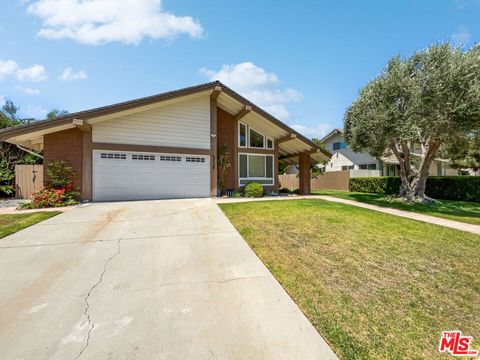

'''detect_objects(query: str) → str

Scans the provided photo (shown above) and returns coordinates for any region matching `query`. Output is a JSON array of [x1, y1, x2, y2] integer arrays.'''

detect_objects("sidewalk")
[[215, 195, 480, 235]]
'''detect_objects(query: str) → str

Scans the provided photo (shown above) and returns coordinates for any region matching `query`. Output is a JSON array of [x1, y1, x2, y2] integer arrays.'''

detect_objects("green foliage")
[[21, 188, 79, 209], [47, 160, 76, 189], [344, 43, 480, 198], [231, 191, 244, 198], [244, 182, 264, 198], [0, 160, 14, 197], [350, 176, 480, 202], [46, 109, 69, 120], [217, 145, 231, 195]]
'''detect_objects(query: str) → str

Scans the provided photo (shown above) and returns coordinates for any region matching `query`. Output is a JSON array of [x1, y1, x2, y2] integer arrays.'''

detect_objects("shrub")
[[244, 182, 264, 198], [349, 177, 401, 195], [349, 176, 480, 202], [231, 191, 244, 198], [47, 160, 75, 189], [21, 188, 80, 209], [0, 160, 14, 198]]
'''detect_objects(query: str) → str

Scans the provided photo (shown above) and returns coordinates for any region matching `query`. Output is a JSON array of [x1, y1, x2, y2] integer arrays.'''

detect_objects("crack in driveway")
[[73, 239, 122, 360]]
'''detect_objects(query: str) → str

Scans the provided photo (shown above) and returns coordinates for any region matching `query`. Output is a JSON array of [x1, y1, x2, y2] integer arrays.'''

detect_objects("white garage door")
[[93, 150, 210, 201]]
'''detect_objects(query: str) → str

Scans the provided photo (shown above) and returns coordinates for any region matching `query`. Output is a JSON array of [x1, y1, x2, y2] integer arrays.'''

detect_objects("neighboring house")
[[0, 81, 330, 201], [319, 128, 458, 177]]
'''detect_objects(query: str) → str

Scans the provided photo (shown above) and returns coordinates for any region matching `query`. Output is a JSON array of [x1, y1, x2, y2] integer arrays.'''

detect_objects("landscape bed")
[[219, 199, 480, 359]]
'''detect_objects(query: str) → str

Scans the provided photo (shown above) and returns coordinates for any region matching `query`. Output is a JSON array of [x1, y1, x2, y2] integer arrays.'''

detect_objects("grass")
[[312, 189, 480, 226], [0, 212, 61, 239], [219, 200, 480, 359]]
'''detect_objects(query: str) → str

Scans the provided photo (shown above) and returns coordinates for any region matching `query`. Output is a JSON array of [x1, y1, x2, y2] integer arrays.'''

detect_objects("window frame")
[[266, 137, 274, 150], [248, 126, 265, 149], [238, 122, 247, 148], [238, 153, 275, 187]]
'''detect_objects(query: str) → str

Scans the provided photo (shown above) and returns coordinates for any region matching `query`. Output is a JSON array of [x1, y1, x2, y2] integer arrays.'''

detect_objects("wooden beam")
[[277, 133, 297, 144], [279, 149, 320, 161], [234, 105, 252, 122], [210, 86, 222, 100], [72, 119, 91, 132]]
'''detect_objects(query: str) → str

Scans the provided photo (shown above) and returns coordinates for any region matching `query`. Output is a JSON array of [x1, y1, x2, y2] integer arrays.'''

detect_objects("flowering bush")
[[21, 186, 80, 209]]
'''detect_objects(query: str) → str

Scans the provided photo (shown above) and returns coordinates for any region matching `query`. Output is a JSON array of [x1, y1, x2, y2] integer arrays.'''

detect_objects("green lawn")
[[219, 200, 480, 360], [0, 212, 60, 239], [312, 189, 480, 226]]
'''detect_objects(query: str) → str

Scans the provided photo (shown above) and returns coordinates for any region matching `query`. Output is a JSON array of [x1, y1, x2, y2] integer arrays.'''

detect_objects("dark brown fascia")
[[0, 80, 332, 158]]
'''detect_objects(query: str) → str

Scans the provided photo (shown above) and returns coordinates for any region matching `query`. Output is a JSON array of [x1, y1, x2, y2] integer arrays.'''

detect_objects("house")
[[320, 128, 458, 176], [0, 81, 331, 201]]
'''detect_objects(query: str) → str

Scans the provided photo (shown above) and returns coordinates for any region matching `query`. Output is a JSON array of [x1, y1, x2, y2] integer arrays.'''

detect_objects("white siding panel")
[[92, 95, 210, 149]]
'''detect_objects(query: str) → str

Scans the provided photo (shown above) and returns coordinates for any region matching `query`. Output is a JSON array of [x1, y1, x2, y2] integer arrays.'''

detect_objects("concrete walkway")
[[216, 195, 480, 235], [0, 198, 337, 360]]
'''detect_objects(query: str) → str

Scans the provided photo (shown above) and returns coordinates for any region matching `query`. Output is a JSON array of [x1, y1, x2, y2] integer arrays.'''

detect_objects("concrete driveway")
[[0, 199, 337, 359]]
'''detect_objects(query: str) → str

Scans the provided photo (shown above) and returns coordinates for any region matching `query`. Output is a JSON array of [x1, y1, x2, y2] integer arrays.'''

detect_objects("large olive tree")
[[344, 43, 480, 202]]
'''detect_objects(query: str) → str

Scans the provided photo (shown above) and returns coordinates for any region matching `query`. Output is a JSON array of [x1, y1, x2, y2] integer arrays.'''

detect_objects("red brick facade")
[[216, 108, 236, 191], [298, 152, 311, 195], [43, 128, 84, 192]]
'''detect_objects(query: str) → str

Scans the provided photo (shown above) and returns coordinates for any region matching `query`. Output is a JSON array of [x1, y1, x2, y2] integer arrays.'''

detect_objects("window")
[[186, 157, 206, 163], [132, 154, 155, 161], [159, 155, 181, 162], [341, 165, 354, 170], [238, 154, 274, 186], [249, 128, 264, 148], [359, 164, 377, 170], [266, 138, 274, 150], [239, 123, 247, 147], [333, 142, 347, 151], [100, 153, 126, 160]]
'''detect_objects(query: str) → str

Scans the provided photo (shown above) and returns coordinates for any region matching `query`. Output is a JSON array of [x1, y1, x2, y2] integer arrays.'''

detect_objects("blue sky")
[[0, 0, 478, 139]]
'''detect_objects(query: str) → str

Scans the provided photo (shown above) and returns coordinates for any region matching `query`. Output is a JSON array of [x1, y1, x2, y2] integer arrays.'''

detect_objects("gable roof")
[[320, 128, 344, 143], [0, 81, 331, 160]]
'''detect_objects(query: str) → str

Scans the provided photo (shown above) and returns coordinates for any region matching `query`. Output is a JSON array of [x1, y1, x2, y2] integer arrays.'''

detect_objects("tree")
[[344, 43, 480, 202], [445, 131, 480, 173], [47, 109, 68, 120]]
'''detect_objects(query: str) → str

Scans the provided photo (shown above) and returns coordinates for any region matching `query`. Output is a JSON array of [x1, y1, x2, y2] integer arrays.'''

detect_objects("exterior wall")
[[217, 108, 236, 190], [324, 133, 380, 172], [43, 128, 84, 192], [298, 153, 311, 195], [92, 95, 210, 149]]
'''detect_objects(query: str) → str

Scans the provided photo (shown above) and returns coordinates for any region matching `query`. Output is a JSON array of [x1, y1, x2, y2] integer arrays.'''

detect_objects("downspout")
[[16, 145, 44, 159]]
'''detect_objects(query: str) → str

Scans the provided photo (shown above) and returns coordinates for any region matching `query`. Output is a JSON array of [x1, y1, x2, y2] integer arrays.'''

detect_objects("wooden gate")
[[15, 164, 44, 199]]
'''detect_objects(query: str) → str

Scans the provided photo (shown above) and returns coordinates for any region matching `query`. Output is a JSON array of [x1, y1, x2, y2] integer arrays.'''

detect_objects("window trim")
[[238, 153, 275, 187], [248, 126, 265, 149], [238, 122, 247, 148], [266, 137, 274, 150]]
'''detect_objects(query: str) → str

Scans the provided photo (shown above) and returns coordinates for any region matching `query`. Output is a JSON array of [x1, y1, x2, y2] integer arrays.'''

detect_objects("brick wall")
[[217, 108, 236, 190], [298, 153, 311, 195], [43, 128, 83, 192]]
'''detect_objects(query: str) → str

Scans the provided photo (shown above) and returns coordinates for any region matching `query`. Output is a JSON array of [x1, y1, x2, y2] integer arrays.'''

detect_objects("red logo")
[[439, 331, 479, 356]]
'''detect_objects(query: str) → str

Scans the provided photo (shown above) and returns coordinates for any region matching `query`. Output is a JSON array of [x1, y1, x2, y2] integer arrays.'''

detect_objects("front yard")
[[0, 212, 60, 239], [312, 189, 480, 226], [219, 200, 480, 359]]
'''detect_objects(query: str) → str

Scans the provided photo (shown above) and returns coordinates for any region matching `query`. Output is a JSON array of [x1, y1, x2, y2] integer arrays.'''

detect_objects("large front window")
[[249, 128, 264, 148], [239, 154, 274, 186]]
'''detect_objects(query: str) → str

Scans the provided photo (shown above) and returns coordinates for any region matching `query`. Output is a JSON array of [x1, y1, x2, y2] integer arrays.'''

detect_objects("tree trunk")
[[389, 140, 441, 203]]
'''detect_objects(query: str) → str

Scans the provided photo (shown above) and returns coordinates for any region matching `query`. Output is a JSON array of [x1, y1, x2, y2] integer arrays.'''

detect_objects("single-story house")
[[0, 81, 330, 201]]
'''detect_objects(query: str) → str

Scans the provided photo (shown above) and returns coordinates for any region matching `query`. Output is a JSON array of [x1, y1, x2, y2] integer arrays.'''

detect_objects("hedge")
[[349, 176, 480, 202]]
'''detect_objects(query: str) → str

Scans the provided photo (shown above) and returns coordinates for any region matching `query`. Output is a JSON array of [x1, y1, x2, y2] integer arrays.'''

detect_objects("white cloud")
[[453, 25, 471, 45], [290, 123, 333, 140], [0, 60, 48, 82], [200, 62, 302, 120], [60, 67, 87, 81], [16, 64, 48, 82], [15, 85, 41, 95], [20, 104, 48, 119], [27, 0, 204, 45], [0, 60, 19, 79]]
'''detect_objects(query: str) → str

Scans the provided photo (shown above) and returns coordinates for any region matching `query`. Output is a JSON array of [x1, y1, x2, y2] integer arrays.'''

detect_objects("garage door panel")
[[93, 151, 210, 201]]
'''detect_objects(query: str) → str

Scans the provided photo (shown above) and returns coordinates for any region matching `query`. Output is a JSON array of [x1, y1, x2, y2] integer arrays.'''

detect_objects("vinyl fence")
[[15, 164, 43, 199]]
